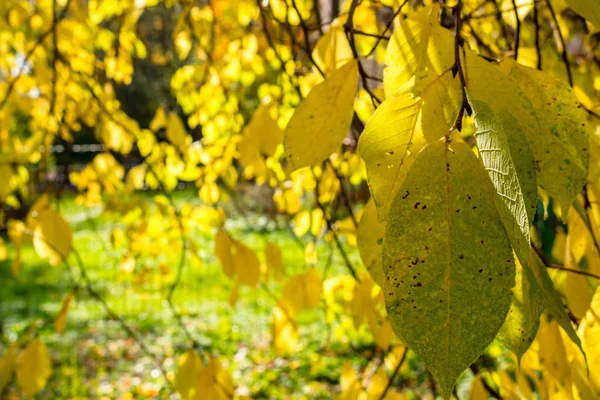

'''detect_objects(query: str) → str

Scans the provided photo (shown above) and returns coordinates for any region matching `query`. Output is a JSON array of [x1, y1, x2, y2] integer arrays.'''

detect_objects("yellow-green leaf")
[[358, 72, 459, 220], [383, 140, 515, 397], [499, 58, 589, 215], [496, 252, 542, 360], [284, 61, 358, 171], [17, 339, 52, 397], [567, 0, 600, 27], [357, 199, 385, 286], [466, 86, 537, 264]]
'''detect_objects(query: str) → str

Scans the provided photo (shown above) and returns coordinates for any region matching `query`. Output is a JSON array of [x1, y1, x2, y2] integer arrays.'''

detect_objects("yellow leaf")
[[7, 219, 26, 278], [150, 105, 167, 131], [384, 3, 454, 96], [281, 268, 322, 312], [469, 374, 487, 400], [0, 237, 7, 261], [578, 284, 600, 395], [17, 339, 52, 397], [232, 240, 261, 287], [537, 318, 573, 397], [137, 130, 157, 157], [284, 61, 358, 171], [264, 242, 285, 281], [312, 21, 353, 74], [215, 229, 234, 278], [32, 209, 72, 267], [215, 230, 260, 286], [54, 291, 74, 333], [228, 279, 240, 308], [26, 194, 49, 231], [0, 344, 17, 393], [273, 303, 298, 353], [240, 103, 282, 167], [167, 113, 188, 148], [175, 350, 203, 400], [126, 164, 147, 191]]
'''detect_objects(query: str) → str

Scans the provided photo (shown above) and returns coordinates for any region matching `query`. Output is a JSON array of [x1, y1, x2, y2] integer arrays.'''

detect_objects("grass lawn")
[[0, 190, 379, 399]]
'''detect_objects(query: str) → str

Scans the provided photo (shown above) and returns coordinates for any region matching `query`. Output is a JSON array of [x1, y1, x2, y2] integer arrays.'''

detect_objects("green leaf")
[[530, 251, 586, 359], [499, 58, 590, 215], [357, 199, 385, 286], [464, 54, 538, 264], [467, 94, 537, 264], [567, 0, 600, 27], [284, 60, 358, 171], [359, 72, 459, 220], [383, 139, 515, 397], [496, 252, 543, 361], [384, 3, 454, 96]]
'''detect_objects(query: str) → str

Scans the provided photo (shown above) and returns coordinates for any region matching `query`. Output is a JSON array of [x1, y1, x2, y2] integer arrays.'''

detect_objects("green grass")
[[0, 190, 372, 399]]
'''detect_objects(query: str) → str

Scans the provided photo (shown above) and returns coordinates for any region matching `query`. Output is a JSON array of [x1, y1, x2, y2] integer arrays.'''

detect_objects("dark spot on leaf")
[[422, 205, 427, 210], [458, 254, 464, 259], [479, 269, 483, 273], [414, 202, 421, 209], [402, 190, 410, 199]]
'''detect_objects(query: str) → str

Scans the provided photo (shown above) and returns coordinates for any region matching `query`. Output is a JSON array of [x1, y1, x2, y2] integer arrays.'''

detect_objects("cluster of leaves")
[[3, 0, 600, 398]]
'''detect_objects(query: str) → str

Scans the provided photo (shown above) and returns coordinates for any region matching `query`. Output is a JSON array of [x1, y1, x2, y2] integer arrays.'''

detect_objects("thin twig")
[[366, 0, 409, 57], [510, 0, 521, 59], [546, 0, 573, 86], [377, 348, 407, 400], [533, 245, 600, 279]]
